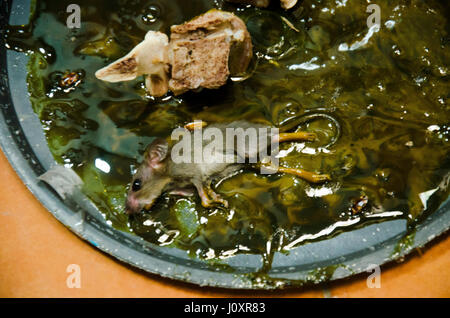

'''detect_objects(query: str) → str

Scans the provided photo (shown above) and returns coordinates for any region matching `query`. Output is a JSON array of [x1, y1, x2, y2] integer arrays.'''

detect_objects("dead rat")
[[125, 119, 333, 214]]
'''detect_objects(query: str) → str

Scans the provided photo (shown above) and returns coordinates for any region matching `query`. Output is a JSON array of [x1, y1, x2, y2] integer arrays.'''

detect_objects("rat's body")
[[125, 120, 330, 214]]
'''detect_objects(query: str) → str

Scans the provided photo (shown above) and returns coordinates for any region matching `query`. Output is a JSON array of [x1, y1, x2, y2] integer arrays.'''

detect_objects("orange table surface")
[[0, 149, 449, 298]]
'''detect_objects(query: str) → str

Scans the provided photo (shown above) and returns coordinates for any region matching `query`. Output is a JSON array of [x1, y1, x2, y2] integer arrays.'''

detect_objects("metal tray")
[[0, 0, 449, 289]]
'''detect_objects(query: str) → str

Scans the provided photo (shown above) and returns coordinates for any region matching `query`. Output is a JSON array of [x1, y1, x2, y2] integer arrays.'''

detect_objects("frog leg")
[[277, 131, 317, 143], [184, 120, 208, 131]]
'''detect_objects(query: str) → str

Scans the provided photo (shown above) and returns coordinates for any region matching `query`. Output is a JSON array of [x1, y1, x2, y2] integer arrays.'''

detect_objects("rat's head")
[[125, 138, 171, 215]]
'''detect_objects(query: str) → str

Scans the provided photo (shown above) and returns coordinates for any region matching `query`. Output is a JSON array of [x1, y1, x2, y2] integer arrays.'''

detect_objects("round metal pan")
[[0, 0, 449, 289]]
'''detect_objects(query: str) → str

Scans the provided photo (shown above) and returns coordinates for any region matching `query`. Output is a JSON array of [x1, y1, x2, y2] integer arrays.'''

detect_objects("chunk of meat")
[[169, 10, 253, 95], [95, 10, 252, 97], [226, 0, 297, 10], [170, 35, 231, 94]]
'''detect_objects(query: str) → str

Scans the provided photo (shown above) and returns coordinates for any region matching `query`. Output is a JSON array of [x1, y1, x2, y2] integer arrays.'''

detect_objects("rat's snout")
[[125, 192, 157, 214], [125, 194, 141, 215]]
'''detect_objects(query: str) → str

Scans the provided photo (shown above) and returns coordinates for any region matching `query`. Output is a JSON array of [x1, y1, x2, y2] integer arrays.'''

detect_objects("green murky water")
[[5, 0, 450, 264]]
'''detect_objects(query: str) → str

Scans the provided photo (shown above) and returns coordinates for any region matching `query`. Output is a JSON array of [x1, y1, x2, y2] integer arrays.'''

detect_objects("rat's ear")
[[145, 138, 169, 169]]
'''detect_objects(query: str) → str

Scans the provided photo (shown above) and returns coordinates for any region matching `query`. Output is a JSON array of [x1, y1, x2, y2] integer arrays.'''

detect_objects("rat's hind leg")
[[184, 120, 208, 131], [268, 131, 330, 183], [258, 163, 331, 184], [277, 131, 317, 143], [277, 166, 331, 183], [193, 180, 228, 208]]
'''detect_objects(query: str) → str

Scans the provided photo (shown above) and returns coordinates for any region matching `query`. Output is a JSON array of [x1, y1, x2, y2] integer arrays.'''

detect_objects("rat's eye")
[[132, 179, 142, 192]]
